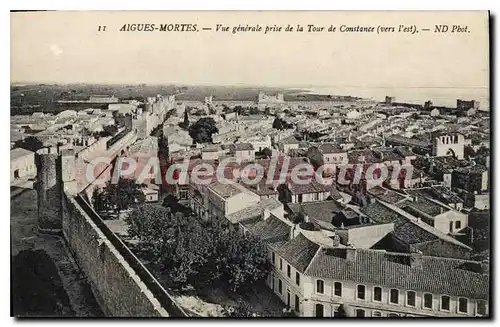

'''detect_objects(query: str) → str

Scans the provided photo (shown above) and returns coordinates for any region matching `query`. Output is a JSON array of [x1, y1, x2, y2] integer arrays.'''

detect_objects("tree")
[[261, 147, 273, 158], [127, 207, 219, 287], [224, 233, 271, 292], [126, 205, 271, 291], [222, 105, 233, 113], [293, 211, 305, 225], [234, 106, 243, 115], [249, 107, 259, 115], [464, 145, 476, 161], [272, 118, 284, 130], [475, 145, 490, 166], [101, 124, 118, 137], [92, 188, 107, 213], [162, 194, 192, 216], [335, 304, 347, 317], [222, 300, 256, 318], [188, 117, 218, 144], [13, 136, 44, 153], [306, 146, 324, 169], [181, 110, 190, 129], [100, 178, 146, 215]]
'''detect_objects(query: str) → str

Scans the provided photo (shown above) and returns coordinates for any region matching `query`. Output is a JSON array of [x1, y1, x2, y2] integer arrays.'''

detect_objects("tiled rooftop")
[[288, 200, 343, 225], [360, 201, 408, 228], [272, 233, 320, 273], [392, 221, 438, 244], [305, 248, 488, 300], [226, 197, 282, 224], [242, 214, 290, 244]]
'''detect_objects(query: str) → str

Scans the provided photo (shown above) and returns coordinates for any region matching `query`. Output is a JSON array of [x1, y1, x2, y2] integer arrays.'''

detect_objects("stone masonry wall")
[[61, 194, 172, 317]]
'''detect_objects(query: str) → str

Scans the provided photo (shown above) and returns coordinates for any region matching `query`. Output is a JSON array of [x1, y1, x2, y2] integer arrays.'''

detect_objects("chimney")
[[303, 214, 310, 223], [346, 245, 357, 262], [290, 224, 298, 240], [332, 234, 340, 247], [262, 208, 271, 220], [410, 250, 423, 269]]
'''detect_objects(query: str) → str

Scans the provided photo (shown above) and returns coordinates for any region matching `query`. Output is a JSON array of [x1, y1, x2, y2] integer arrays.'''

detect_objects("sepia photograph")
[[9, 10, 491, 318]]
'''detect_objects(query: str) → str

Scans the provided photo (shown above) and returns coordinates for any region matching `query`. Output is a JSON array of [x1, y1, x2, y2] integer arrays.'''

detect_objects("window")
[[390, 289, 399, 304], [357, 285, 366, 300], [278, 279, 283, 294], [477, 300, 487, 316], [334, 282, 342, 297], [373, 287, 382, 302], [407, 291, 416, 307], [316, 280, 324, 294], [313, 193, 319, 201], [441, 295, 450, 311], [423, 293, 433, 309], [287, 264, 291, 278], [355, 309, 365, 317], [279, 258, 283, 270], [455, 220, 462, 229], [179, 189, 188, 200], [315, 304, 324, 317], [295, 272, 300, 286], [294, 295, 300, 313], [372, 311, 382, 317], [287, 290, 291, 306], [458, 298, 468, 314], [297, 194, 303, 203], [271, 252, 275, 264], [271, 274, 275, 290]]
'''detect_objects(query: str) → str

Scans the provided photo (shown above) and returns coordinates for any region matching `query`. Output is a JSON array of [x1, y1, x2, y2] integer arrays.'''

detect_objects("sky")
[[11, 11, 489, 89]]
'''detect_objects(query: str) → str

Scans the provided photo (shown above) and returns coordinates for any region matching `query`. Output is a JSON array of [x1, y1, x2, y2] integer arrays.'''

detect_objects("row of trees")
[[222, 105, 260, 116], [125, 205, 271, 292]]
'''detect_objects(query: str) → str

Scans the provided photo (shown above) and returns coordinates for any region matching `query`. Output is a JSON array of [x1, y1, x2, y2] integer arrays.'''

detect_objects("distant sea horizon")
[[304, 86, 490, 110], [11, 82, 490, 111]]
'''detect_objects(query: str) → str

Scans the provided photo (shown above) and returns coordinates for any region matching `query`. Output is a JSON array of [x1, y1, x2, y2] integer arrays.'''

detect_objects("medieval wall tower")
[[36, 147, 63, 231], [36, 147, 78, 232]]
